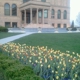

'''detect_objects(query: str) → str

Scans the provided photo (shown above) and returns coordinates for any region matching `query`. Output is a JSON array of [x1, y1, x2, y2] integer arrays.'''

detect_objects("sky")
[[70, 0, 80, 21]]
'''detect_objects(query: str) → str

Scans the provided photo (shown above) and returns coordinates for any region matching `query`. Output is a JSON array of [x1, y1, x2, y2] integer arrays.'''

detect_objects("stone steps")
[[24, 24, 53, 28]]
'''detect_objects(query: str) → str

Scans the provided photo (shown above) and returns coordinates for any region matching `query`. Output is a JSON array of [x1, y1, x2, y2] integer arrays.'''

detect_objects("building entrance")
[[12, 22, 17, 27], [27, 13, 30, 23]]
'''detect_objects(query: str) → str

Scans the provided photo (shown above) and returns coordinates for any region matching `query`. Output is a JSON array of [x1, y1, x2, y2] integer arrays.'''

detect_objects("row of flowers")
[[0, 42, 80, 80]]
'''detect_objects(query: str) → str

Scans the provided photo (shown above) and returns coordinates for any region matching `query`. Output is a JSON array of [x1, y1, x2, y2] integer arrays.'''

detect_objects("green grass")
[[0, 32, 21, 39], [13, 33, 80, 54]]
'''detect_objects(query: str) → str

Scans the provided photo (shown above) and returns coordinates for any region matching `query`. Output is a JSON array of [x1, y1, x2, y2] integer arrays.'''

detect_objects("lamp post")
[[38, 27, 42, 33]]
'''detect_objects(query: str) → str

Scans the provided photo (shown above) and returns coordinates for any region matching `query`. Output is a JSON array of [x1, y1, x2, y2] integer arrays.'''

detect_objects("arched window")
[[51, 9, 55, 18], [12, 4, 17, 16], [63, 10, 67, 19], [23, 0, 29, 3], [4, 3, 10, 15], [57, 10, 61, 19], [41, 0, 46, 2], [44, 9, 48, 18]]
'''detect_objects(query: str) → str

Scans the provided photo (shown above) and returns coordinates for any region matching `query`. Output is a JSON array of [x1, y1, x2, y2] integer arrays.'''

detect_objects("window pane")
[[41, 0, 46, 2], [51, 9, 55, 18], [5, 22, 10, 27], [52, 9, 55, 15], [57, 10, 61, 19], [52, 23, 54, 27], [38, 10, 42, 18], [12, 4, 17, 16], [64, 24, 67, 28], [22, 12, 24, 20], [4, 3, 10, 15], [64, 10, 67, 19], [23, 0, 30, 3], [12, 22, 17, 27], [44, 10, 48, 18], [57, 24, 61, 28]]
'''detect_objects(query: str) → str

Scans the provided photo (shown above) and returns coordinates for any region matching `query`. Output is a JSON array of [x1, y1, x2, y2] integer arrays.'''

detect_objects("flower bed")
[[0, 42, 80, 80]]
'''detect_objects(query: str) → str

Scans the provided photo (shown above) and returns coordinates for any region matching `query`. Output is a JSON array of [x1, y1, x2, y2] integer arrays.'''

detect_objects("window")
[[63, 10, 67, 19], [64, 24, 67, 28], [57, 10, 61, 19], [5, 22, 10, 27], [44, 9, 48, 18], [52, 23, 54, 27], [44, 23, 48, 24], [12, 4, 17, 16], [33, 11, 36, 17], [22, 12, 24, 20], [51, 9, 55, 18], [23, 0, 30, 3], [4, 3, 10, 16], [12, 22, 17, 27], [41, 0, 46, 2], [38, 10, 42, 18], [57, 24, 61, 28]]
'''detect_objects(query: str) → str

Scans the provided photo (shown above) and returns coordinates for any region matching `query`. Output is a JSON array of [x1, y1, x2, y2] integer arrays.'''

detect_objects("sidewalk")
[[0, 32, 34, 45]]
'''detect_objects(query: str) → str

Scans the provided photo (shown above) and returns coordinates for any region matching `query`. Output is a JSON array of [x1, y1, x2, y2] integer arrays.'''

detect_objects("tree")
[[71, 20, 74, 27]]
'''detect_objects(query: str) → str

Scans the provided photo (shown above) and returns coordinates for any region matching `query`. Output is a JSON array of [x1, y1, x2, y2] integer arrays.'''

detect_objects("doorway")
[[12, 22, 17, 28], [27, 13, 30, 23]]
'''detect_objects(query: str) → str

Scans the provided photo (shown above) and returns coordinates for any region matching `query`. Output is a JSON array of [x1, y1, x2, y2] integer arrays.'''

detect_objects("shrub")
[[13, 75, 44, 80], [0, 53, 43, 80], [5, 64, 34, 79], [66, 27, 77, 31], [0, 59, 19, 70], [0, 26, 8, 32], [71, 27, 77, 31]]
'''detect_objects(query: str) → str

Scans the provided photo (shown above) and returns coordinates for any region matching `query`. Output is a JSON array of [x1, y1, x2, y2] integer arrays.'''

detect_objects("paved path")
[[0, 32, 34, 45]]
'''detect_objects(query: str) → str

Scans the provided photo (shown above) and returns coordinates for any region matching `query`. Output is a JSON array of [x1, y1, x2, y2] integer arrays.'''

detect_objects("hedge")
[[0, 53, 43, 80], [66, 27, 77, 31], [0, 26, 8, 32]]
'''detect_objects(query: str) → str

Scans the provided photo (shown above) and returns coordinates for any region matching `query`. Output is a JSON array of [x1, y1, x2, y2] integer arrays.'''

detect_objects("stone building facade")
[[0, 0, 70, 28]]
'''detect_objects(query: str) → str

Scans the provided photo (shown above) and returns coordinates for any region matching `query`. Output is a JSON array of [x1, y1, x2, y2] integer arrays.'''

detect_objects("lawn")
[[0, 32, 21, 39], [13, 33, 80, 54]]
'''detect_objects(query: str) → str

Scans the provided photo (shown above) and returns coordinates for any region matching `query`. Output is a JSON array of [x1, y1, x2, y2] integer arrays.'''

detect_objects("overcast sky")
[[70, 0, 80, 20], [70, 0, 80, 26]]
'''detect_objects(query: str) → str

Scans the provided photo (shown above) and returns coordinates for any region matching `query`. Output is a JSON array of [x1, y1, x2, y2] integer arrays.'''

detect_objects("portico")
[[21, 8, 50, 26]]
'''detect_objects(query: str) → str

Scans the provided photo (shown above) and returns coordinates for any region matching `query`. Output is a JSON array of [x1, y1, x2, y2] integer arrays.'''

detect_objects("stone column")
[[48, 7, 52, 25], [20, 11, 22, 27], [42, 9, 44, 24], [10, 4, 12, 27], [11, 22, 12, 27], [36, 8, 38, 24], [10, 4, 12, 16], [48, 9, 50, 24], [24, 10, 26, 25], [30, 8, 32, 24]]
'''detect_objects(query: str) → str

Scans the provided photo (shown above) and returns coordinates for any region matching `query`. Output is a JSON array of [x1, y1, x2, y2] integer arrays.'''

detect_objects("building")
[[0, 0, 70, 28]]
